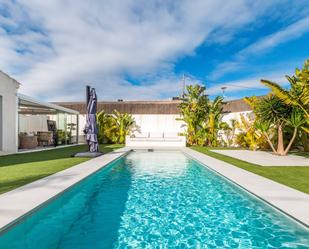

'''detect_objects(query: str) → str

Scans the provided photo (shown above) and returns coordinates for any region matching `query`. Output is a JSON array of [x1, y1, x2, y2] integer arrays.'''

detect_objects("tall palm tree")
[[205, 96, 224, 146], [178, 84, 209, 145]]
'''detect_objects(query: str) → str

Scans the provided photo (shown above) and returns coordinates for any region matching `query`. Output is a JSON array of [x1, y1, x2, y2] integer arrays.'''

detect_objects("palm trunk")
[[277, 124, 285, 155], [283, 128, 298, 156], [263, 132, 277, 153]]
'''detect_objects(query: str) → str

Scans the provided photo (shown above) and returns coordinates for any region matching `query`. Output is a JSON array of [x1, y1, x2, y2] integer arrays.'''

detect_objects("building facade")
[[56, 99, 253, 143], [55, 100, 185, 142], [0, 71, 79, 155], [0, 71, 20, 154]]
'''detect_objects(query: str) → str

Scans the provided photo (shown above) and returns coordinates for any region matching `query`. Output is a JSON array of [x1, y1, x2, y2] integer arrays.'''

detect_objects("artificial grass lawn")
[[191, 146, 309, 195], [0, 144, 123, 194]]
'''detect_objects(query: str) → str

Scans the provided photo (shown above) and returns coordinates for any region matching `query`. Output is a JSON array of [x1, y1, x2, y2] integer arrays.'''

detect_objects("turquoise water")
[[0, 151, 308, 248]]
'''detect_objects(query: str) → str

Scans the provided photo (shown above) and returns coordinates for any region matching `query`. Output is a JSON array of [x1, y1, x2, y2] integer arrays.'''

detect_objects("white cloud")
[[210, 16, 309, 80], [0, 0, 300, 101], [206, 70, 291, 98], [238, 16, 309, 57]]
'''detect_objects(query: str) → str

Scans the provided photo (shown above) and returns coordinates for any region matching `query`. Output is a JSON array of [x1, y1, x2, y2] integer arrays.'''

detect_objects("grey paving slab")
[[0, 147, 130, 232], [211, 149, 309, 166], [182, 148, 309, 227]]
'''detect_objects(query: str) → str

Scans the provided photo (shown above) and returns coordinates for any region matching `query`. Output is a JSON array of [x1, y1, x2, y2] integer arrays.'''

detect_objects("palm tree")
[[283, 109, 307, 155], [261, 59, 309, 133], [178, 84, 209, 145], [97, 111, 117, 143], [111, 110, 138, 144], [249, 94, 307, 155], [205, 96, 224, 146], [97, 110, 138, 144]]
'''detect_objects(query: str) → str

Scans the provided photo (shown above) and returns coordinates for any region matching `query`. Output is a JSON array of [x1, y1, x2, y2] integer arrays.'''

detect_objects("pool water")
[[0, 151, 308, 248]]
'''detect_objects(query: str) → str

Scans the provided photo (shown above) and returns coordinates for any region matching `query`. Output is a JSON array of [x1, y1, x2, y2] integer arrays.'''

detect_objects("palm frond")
[[260, 79, 296, 106]]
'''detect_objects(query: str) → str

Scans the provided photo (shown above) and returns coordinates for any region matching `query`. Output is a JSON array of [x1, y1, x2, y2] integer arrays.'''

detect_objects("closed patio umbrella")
[[85, 88, 99, 152]]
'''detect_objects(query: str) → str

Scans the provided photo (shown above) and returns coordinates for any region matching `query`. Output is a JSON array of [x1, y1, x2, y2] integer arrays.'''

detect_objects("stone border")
[[182, 147, 309, 227], [0, 147, 131, 233]]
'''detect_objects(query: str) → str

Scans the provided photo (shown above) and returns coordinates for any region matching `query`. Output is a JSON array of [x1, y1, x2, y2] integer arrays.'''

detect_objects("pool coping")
[[0, 147, 131, 233], [182, 147, 309, 228]]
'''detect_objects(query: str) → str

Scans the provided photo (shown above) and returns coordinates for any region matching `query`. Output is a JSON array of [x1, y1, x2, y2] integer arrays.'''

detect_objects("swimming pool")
[[0, 151, 308, 248]]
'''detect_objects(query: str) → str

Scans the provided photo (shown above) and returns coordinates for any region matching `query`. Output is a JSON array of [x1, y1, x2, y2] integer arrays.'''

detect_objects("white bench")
[[125, 132, 186, 147]]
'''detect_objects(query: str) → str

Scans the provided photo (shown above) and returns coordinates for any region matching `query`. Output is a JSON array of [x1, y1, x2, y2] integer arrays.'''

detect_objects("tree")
[[235, 113, 265, 151], [220, 119, 237, 147], [204, 96, 224, 146], [97, 111, 117, 143], [178, 84, 229, 146], [178, 85, 209, 145], [112, 111, 138, 144], [97, 110, 138, 144], [283, 109, 307, 155], [246, 94, 307, 155], [261, 59, 309, 133]]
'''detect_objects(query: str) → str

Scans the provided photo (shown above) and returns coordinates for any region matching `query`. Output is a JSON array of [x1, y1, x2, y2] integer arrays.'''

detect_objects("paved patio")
[[211, 150, 309, 166]]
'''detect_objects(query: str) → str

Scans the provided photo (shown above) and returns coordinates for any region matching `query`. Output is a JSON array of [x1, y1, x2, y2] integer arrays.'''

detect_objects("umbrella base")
[[73, 152, 103, 158]]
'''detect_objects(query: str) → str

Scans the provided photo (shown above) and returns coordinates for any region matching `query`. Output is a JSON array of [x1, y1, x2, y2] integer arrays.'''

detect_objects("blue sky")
[[0, 0, 309, 101]]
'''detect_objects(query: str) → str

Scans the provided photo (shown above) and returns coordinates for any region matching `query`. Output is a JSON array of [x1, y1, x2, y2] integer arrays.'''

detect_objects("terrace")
[[17, 94, 79, 152]]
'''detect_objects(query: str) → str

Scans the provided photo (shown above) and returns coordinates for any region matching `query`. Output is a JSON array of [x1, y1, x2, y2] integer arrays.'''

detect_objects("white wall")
[[0, 71, 19, 153], [78, 111, 254, 145], [77, 114, 186, 142], [219, 111, 253, 145], [132, 114, 185, 133], [221, 111, 253, 126]]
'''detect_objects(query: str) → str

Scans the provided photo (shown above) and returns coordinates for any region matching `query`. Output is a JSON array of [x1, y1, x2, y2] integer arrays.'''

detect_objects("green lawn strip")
[[191, 146, 309, 195], [0, 144, 123, 194]]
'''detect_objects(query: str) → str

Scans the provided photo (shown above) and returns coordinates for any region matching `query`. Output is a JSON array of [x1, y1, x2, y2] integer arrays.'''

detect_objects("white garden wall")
[[79, 114, 185, 133], [77, 114, 186, 143], [219, 111, 253, 145]]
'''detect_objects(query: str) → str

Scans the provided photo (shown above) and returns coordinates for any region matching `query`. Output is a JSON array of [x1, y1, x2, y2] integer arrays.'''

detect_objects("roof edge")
[[0, 70, 21, 88]]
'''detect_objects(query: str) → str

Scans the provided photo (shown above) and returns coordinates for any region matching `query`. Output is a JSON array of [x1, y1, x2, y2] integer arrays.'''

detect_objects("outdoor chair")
[[37, 131, 53, 146], [19, 134, 38, 149]]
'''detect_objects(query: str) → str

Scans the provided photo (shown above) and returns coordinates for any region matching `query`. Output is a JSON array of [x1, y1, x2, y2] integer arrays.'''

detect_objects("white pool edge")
[[182, 147, 309, 228], [0, 147, 131, 233]]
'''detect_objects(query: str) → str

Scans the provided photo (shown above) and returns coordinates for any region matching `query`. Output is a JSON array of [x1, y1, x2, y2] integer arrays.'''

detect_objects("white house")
[[0, 71, 20, 154], [1, 70, 254, 153], [0, 71, 79, 155]]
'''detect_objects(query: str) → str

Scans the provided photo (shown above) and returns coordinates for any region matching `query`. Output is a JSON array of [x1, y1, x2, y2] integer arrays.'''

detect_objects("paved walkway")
[[211, 150, 309, 166]]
